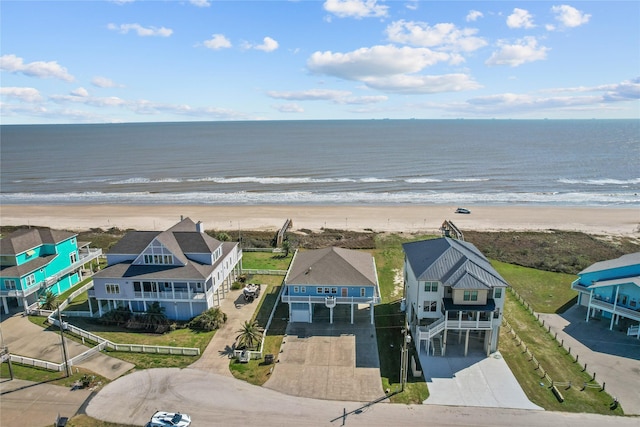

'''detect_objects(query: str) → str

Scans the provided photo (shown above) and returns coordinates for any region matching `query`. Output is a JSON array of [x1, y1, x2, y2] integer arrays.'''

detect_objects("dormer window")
[[143, 254, 174, 265]]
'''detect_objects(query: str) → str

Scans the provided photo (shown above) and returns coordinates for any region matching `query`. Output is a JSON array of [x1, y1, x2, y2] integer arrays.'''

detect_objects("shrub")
[[188, 307, 227, 331]]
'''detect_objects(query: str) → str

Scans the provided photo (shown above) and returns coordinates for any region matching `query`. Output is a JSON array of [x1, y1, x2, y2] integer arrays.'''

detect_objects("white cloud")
[[254, 37, 279, 52], [273, 103, 304, 113], [0, 54, 75, 82], [92, 76, 123, 88], [386, 20, 487, 52], [323, 0, 388, 19], [190, 0, 210, 7], [485, 37, 549, 67], [70, 87, 89, 97], [466, 10, 483, 22], [551, 5, 591, 28], [203, 34, 232, 50], [267, 88, 387, 105], [308, 45, 452, 80], [507, 8, 535, 29], [107, 23, 173, 37], [0, 87, 43, 102], [363, 73, 482, 94]]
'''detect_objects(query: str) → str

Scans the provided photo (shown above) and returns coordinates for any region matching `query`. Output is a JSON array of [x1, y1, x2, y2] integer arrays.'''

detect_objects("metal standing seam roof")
[[402, 237, 509, 290], [285, 247, 378, 287], [579, 252, 640, 275], [0, 228, 76, 256]]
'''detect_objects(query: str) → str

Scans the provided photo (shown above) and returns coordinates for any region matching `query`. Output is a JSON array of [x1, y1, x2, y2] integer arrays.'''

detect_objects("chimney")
[[196, 221, 204, 233]]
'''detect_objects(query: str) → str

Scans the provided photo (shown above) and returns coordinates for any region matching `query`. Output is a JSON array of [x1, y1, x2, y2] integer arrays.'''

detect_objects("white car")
[[147, 411, 191, 427]]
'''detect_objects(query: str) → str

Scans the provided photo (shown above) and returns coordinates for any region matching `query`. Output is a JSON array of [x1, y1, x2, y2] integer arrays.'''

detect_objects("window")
[[317, 287, 323, 294], [143, 253, 173, 265], [301, 287, 306, 293], [494, 288, 502, 299], [423, 301, 437, 312], [463, 290, 478, 301], [293, 286, 299, 293], [26, 274, 36, 287], [324, 287, 330, 294], [106, 284, 120, 294], [360, 288, 366, 297], [69, 252, 78, 264], [331, 287, 337, 294], [4, 279, 16, 290], [424, 282, 438, 292]]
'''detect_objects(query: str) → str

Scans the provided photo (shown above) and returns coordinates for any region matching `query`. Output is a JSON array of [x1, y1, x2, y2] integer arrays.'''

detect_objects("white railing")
[[9, 354, 64, 372], [628, 325, 639, 338], [133, 290, 207, 300], [590, 299, 640, 322], [46, 316, 200, 356], [281, 295, 380, 305], [416, 317, 493, 343]]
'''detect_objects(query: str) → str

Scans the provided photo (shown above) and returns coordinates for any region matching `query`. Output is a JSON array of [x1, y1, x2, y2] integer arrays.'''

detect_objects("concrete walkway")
[[189, 287, 262, 376], [538, 305, 640, 415], [0, 313, 133, 380], [1, 378, 93, 427]]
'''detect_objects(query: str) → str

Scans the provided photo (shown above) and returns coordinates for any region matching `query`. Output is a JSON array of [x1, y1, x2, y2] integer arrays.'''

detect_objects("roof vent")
[[196, 221, 204, 233]]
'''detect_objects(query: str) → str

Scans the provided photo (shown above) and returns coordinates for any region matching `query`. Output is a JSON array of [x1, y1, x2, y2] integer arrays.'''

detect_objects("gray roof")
[[286, 247, 378, 287], [0, 228, 76, 256], [96, 218, 232, 281], [402, 237, 509, 290], [579, 252, 640, 275]]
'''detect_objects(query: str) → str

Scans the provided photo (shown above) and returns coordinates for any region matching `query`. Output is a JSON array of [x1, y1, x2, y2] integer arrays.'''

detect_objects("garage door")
[[290, 307, 311, 323]]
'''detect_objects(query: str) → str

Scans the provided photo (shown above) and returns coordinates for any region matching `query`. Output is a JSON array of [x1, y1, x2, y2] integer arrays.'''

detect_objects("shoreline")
[[1, 204, 638, 237]]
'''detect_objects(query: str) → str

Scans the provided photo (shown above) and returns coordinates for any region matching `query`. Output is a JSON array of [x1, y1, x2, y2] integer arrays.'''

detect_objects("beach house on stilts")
[[281, 247, 380, 324], [402, 238, 509, 358]]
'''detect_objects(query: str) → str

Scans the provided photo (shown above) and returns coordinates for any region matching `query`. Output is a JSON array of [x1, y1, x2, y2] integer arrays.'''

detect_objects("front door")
[[341, 288, 348, 297]]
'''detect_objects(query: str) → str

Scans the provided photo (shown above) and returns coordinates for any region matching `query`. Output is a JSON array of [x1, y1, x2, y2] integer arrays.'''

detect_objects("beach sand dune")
[[1, 204, 638, 237]]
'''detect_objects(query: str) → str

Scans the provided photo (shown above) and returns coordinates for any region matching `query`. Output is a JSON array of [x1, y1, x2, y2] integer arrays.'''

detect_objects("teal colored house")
[[281, 247, 380, 324], [572, 252, 640, 334], [0, 228, 102, 314]]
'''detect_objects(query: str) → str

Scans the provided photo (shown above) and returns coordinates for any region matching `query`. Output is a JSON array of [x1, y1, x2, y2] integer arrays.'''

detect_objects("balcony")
[[281, 295, 380, 305], [133, 290, 207, 301], [589, 297, 640, 322]]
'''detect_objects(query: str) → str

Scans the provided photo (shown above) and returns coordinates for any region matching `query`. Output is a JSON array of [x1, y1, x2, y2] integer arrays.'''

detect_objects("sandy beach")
[[1, 204, 638, 237]]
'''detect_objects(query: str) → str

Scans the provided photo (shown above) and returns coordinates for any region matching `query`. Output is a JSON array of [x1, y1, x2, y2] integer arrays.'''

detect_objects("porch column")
[[610, 286, 620, 330], [128, 301, 132, 312], [288, 303, 292, 320], [89, 299, 93, 317], [586, 289, 594, 322], [464, 329, 470, 357], [2, 297, 8, 314], [351, 303, 354, 324], [98, 299, 103, 317], [442, 329, 447, 356], [486, 329, 492, 356], [330, 306, 334, 324], [308, 301, 313, 323], [370, 302, 374, 324], [22, 297, 28, 313]]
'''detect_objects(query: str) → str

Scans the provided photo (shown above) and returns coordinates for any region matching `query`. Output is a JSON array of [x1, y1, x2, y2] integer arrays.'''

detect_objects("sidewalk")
[[538, 305, 640, 415], [189, 288, 263, 376]]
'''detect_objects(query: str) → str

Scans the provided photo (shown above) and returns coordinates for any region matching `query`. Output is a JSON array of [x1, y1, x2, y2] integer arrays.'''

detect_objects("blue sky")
[[1, 0, 638, 124]]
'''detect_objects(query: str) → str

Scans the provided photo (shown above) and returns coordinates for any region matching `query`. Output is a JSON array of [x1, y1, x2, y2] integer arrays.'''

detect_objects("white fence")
[[9, 354, 64, 372], [242, 269, 288, 276]]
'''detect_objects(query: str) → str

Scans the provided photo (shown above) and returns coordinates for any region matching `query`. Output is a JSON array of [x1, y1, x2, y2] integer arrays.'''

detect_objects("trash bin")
[[264, 354, 274, 364]]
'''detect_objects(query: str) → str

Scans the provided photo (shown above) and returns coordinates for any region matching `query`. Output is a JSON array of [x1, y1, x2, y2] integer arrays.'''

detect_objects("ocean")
[[1, 120, 639, 207]]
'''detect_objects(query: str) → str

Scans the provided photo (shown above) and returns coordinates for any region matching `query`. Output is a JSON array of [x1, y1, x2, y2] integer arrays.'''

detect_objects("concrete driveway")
[[264, 305, 384, 402], [0, 313, 133, 380], [538, 305, 640, 415], [419, 331, 542, 410]]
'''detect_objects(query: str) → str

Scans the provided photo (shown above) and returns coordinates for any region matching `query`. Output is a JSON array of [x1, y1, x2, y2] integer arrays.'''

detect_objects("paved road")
[[85, 367, 637, 427]]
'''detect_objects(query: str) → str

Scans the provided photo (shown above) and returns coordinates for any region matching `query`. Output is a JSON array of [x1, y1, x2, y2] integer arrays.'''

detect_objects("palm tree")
[[40, 290, 58, 310], [235, 320, 263, 350], [144, 302, 167, 329]]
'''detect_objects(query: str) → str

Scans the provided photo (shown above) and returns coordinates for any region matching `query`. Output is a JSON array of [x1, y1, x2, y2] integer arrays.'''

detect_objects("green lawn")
[[499, 290, 623, 415], [492, 260, 578, 313], [241, 251, 293, 270]]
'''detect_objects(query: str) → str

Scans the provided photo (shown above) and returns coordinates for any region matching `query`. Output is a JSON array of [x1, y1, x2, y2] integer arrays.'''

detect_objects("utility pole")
[[57, 305, 71, 377]]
